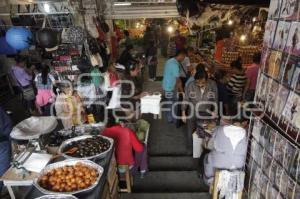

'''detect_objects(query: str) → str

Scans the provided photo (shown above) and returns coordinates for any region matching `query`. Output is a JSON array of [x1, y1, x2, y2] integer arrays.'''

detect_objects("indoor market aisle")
[[120, 57, 210, 199]]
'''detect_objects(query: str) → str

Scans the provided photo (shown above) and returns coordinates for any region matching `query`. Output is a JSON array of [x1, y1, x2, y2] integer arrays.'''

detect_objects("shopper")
[[174, 30, 186, 51], [34, 64, 56, 116], [180, 47, 194, 85], [146, 40, 158, 81], [182, 67, 218, 152], [120, 63, 148, 119], [245, 53, 261, 101], [143, 26, 156, 53], [167, 37, 177, 58], [101, 112, 147, 177], [203, 117, 248, 185], [11, 55, 35, 113], [215, 70, 230, 116], [0, 107, 12, 193], [117, 44, 138, 70], [162, 49, 186, 123], [227, 58, 248, 115]]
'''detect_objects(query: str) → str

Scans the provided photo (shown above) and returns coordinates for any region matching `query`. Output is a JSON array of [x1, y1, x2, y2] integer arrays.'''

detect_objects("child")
[[203, 117, 248, 185]]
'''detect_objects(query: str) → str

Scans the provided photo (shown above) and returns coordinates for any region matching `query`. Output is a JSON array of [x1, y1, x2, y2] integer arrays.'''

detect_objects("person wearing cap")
[[0, 107, 12, 192], [203, 117, 248, 185]]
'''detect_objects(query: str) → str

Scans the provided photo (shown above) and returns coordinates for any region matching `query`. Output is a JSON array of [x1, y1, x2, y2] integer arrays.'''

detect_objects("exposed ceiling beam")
[[203, 0, 270, 6]]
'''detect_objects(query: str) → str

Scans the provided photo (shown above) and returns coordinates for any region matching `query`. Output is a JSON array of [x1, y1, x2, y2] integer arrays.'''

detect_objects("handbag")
[[23, 85, 35, 101]]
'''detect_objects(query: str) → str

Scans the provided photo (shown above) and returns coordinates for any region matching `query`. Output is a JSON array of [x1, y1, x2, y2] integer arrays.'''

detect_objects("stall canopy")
[[105, 0, 179, 19]]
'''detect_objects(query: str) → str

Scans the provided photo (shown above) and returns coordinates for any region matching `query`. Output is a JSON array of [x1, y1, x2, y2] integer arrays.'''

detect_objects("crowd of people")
[[161, 30, 261, 184], [0, 26, 262, 195]]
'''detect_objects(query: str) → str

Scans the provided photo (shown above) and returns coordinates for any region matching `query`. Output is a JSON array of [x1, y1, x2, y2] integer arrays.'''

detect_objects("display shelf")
[[247, 1, 300, 198]]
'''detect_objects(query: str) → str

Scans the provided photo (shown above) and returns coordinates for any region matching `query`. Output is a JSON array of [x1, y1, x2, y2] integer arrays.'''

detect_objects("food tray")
[[35, 194, 78, 199], [33, 159, 103, 195], [58, 135, 113, 160]]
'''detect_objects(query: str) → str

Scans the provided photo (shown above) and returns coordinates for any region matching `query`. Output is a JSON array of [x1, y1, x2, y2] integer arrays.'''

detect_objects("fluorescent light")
[[114, 2, 132, 6], [44, 3, 50, 13]]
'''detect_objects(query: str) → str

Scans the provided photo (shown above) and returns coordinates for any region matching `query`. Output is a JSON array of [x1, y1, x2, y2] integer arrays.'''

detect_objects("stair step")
[[149, 156, 196, 171], [133, 171, 209, 193], [120, 192, 210, 199]]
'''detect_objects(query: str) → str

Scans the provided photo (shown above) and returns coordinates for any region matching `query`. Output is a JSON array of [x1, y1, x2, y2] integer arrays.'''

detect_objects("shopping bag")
[[193, 132, 203, 158]]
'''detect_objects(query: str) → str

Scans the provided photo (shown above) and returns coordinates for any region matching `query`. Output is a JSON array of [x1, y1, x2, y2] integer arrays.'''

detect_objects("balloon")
[[36, 29, 60, 48], [0, 37, 18, 55], [6, 27, 33, 50]]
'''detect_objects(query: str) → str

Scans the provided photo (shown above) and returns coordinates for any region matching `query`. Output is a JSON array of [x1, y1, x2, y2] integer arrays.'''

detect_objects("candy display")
[[61, 135, 111, 159], [36, 160, 102, 194]]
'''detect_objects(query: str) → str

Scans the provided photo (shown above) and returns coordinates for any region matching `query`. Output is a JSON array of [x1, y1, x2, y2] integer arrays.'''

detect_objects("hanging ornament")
[[36, 29, 60, 48], [62, 26, 85, 44], [5, 27, 33, 50]]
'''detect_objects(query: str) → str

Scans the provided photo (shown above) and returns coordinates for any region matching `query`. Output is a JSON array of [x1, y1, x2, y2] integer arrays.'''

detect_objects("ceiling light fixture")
[[228, 20, 233, 26], [44, 3, 50, 13], [167, 26, 174, 34], [114, 2, 132, 6], [240, 34, 247, 42]]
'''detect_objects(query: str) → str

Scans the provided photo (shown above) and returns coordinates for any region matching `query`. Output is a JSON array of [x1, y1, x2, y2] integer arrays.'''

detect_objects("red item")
[[246, 63, 260, 90], [111, 36, 118, 60], [215, 40, 224, 62], [109, 71, 119, 87], [101, 125, 144, 166]]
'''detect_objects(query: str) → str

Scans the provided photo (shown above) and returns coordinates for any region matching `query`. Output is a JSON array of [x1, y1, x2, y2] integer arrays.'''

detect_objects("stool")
[[118, 165, 133, 193], [210, 170, 244, 199]]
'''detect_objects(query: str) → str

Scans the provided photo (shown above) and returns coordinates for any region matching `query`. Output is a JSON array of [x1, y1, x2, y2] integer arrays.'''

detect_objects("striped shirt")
[[227, 73, 247, 96]]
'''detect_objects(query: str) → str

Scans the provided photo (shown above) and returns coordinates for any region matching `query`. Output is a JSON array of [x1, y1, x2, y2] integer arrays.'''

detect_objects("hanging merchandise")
[[0, 37, 18, 55], [36, 29, 61, 49], [61, 26, 85, 44], [6, 27, 33, 50]]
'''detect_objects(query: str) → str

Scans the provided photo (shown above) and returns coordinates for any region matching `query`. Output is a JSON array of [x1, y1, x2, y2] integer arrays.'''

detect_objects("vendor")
[[227, 58, 248, 115], [101, 112, 147, 178], [120, 63, 148, 119], [34, 64, 56, 116], [117, 44, 138, 70], [203, 117, 248, 185], [182, 66, 218, 153], [0, 107, 12, 192], [55, 81, 85, 129]]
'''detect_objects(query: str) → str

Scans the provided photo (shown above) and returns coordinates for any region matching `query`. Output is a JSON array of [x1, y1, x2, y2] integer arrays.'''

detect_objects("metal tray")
[[33, 159, 103, 195], [35, 194, 78, 199], [58, 135, 113, 160]]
